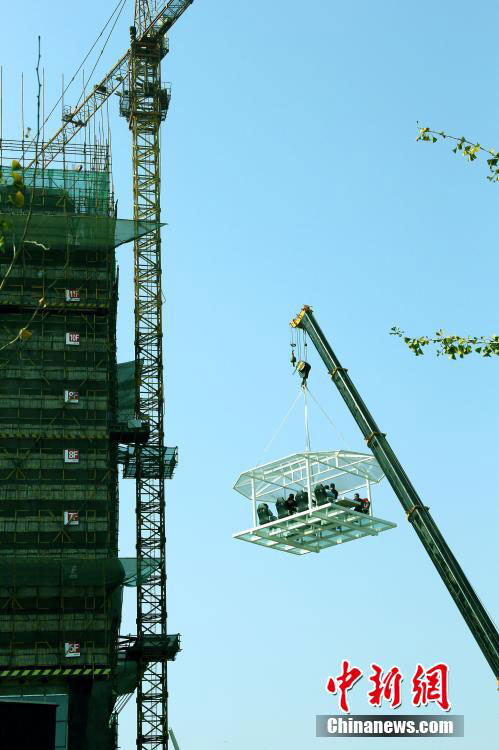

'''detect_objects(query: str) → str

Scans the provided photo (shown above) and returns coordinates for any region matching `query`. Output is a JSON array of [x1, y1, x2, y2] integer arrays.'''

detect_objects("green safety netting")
[[0, 557, 160, 588], [117, 361, 136, 423], [116, 635, 181, 694], [120, 558, 161, 586], [0, 213, 161, 250], [116, 657, 138, 695], [0, 163, 163, 251], [0, 166, 111, 215], [120, 445, 178, 479], [125, 634, 181, 662]]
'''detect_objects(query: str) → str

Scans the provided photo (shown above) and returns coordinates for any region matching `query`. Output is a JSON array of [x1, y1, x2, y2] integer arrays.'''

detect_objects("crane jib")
[[27, 0, 194, 169], [292, 305, 499, 681], [139, 0, 194, 43]]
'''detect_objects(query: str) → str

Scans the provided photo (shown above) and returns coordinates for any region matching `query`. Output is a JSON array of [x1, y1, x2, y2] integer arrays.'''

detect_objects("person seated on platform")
[[276, 497, 289, 519], [353, 493, 370, 514], [325, 483, 339, 502], [286, 493, 297, 515], [295, 489, 309, 512], [257, 502, 276, 525], [359, 497, 370, 514], [314, 482, 327, 505]]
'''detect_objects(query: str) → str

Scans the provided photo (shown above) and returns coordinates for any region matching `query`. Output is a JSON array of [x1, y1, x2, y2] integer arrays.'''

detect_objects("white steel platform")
[[233, 450, 396, 555], [234, 501, 396, 555]]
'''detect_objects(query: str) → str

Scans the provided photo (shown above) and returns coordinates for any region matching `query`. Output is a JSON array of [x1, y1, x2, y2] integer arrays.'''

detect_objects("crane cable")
[[305, 385, 353, 451], [255, 387, 303, 467], [256, 379, 356, 467], [74, 0, 128, 110], [25, 0, 127, 152], [303, 385, 311, 452]]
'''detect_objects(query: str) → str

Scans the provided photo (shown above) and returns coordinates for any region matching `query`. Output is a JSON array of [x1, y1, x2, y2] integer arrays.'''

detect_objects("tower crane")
[[30, 2, 195, 748], [291, 305, 499, 682], [27, 1, 193, 168], [125, 4, 193, 749]]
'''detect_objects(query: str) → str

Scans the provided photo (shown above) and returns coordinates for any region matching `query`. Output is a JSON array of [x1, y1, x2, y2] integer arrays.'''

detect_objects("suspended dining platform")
[[233, 450, 396, 555]]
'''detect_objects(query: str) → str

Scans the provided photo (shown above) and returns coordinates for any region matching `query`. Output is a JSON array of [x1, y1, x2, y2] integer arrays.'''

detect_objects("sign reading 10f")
[[66, 332, 80, 345]]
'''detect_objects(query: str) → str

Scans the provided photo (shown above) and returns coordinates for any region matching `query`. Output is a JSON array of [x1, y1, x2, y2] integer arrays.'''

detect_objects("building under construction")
[[0, 3, 195, 749], [0, 136, 178, 749]]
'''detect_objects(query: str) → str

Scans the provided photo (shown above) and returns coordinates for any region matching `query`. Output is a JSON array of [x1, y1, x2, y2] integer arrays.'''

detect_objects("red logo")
[[326, 660, 364, 713], [368, 664, 403, 709], [326, 662, 451, 713], [412, 663, 450, 711]]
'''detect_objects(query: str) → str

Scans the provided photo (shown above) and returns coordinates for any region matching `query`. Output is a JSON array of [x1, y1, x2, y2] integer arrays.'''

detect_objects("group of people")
[[256, 482, 370, 525], [313, 482, 339, 504]]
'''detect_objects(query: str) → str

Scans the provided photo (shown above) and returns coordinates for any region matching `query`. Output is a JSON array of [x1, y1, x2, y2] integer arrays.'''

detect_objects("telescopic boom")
[[291, 305, 499, 680]]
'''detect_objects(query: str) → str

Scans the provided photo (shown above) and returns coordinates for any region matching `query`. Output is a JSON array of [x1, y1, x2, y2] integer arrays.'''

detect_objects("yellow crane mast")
[[31, 2, 194, 748], [124, 4, 193, 748], [127, 3, 191, 748]]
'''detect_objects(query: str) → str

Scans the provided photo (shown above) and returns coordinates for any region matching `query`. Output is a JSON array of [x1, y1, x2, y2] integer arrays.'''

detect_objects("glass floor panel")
[[233, 502, 396, 555]]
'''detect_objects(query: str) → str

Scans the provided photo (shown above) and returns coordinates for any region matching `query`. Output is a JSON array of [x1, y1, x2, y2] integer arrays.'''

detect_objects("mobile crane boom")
[[291, 305, 499, 680]]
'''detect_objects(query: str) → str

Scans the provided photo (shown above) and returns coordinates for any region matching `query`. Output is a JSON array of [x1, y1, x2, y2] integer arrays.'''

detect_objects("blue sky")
[[2, 1, 498, 747]]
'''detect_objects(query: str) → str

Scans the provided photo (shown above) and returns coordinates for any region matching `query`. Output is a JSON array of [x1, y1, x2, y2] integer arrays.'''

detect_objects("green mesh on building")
[[0, 165, 111, 215], [0, 163, 161, 250], [0, 557, 160, 588], [124, 635, 181, 662], [0, 158, 152, 687], [115, 657, 138, 696], [121, 445, 178, 479], [115, 635, 181, 696], [117, 361, 136, 423], [0, 213, 160, 250], [121, 558, 161, 586]]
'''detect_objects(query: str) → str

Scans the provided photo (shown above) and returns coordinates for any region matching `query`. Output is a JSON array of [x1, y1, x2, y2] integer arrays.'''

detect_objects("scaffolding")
[[0, 142, 137, 747], [0, 4, 193, 745]]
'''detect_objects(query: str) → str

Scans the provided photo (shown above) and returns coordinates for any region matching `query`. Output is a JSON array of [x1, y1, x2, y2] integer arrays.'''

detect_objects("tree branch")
[[417, 124, 499, 181], [390, 327, 499, 358], [0, 37, 48, 352]]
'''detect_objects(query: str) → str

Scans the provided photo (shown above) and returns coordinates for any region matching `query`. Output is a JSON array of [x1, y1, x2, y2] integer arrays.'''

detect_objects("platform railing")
[[253, 489, 373, 530]]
